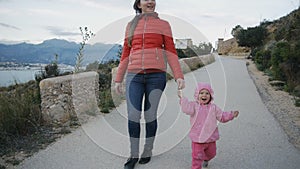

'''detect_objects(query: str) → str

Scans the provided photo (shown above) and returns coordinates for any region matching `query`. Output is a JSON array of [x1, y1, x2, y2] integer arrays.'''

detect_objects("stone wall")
[[179, 54, 215, 74], [39, 71, 99, 127]]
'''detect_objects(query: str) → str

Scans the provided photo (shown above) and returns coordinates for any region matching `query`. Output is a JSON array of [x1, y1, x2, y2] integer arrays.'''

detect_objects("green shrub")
[[88, 61, 119, 113], [271, 42, 289, 81], [254, 49, 271, 71], [35, 54, 63, 83], [99, 90, 114, 113]]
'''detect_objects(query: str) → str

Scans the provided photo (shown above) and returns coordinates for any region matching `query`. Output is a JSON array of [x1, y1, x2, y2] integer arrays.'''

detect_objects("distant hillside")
[[0, 39, 121, 65], [266, 8, 300, 43]]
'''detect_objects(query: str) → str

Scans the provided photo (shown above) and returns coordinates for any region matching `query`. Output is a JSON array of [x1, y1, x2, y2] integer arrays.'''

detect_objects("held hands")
[[176, 78, 185, 90], [233, 111, 239, 118], [177, 89, 183, 98], [176, 78, 184, 98]]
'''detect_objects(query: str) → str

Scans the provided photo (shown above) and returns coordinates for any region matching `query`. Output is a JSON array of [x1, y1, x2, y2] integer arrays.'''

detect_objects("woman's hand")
[[176, 78, 185, 90], [115, 82, 123, 95]]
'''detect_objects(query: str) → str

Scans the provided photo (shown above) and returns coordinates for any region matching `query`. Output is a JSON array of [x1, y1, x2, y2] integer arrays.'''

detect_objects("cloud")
[[198, 13, 219, 19], [0, 39, 25, 45], [63, 0, 130, 12], [45, 26, 81, 36], [0, 22, 21, 30], [27, 8, 63, 17], [80, 0, 129, 8]]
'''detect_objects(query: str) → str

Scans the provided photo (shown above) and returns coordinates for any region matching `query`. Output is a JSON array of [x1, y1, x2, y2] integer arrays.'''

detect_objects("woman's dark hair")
[[128, 0, 142, 47], [133, 0, 142, 14]]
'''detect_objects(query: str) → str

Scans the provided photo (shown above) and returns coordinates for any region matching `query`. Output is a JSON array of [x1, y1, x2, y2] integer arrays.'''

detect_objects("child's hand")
[[177, 89, 183, 98], [233, 111, 239, 118]]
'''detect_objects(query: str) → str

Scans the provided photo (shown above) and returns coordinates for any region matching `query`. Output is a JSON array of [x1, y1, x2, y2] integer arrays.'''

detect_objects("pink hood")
[[194, 82, 214, 103]]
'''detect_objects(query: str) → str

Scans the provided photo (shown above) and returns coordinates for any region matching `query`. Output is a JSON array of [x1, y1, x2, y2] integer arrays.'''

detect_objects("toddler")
[[178, 82, 239, 169]]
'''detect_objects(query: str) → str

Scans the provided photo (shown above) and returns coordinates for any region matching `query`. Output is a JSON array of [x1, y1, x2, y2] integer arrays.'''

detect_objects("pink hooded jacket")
[[180, 83, 234, 143]]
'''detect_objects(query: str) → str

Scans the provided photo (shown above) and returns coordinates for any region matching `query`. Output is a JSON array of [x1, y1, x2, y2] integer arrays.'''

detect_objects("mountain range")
[[0, 39, 121, 65]]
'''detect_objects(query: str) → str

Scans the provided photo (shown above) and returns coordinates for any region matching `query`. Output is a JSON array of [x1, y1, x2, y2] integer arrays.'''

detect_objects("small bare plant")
[[74, 27, 95, 73]]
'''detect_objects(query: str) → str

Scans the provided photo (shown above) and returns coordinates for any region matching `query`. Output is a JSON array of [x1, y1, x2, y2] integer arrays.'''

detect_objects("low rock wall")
[[39, 71, 99, 126], [178, 54, 215, 74]]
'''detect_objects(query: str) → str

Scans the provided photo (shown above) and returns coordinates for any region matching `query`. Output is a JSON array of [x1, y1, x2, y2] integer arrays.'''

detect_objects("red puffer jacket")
[[115, 12, 184, 83]]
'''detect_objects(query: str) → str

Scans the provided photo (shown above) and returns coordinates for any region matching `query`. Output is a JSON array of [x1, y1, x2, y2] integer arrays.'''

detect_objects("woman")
[[115, 0, 185, 168]]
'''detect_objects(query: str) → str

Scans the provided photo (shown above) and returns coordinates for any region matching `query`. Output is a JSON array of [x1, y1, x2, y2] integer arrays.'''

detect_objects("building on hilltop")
[[217, 38, 250, 56]]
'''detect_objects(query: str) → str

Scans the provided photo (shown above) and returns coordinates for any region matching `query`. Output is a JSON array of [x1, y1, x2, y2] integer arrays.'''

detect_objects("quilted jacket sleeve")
[[180, 97, 196, 116], [115, 23, 130, 83], [215, 105, 234, 123]]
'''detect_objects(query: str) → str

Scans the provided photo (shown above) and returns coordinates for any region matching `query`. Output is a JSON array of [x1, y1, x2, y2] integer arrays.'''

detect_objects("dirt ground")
[[246, 59, 300, 150]]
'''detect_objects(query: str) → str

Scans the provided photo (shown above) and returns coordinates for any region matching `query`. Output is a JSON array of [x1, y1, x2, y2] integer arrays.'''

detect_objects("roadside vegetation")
[[233, 7, 300, 106], [0, 62, 62, 166]]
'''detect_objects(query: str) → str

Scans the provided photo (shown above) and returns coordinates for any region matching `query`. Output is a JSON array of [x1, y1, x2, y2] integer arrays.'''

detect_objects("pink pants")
[[191, 142, 216, 169]]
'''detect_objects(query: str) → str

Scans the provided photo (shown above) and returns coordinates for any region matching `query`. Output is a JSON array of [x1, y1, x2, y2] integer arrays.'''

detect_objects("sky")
[[0, 0, 299, 46]]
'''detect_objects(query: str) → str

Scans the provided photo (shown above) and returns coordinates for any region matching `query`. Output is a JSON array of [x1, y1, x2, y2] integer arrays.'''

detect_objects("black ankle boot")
[[139, 150, 152, 164], [124, 157, 138, 169], [139, 156, 151, 164]]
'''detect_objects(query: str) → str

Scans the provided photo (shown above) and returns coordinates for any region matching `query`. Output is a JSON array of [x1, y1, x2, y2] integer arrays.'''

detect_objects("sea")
[[0, 69, 40, 87], [0, 65, 74, 87]]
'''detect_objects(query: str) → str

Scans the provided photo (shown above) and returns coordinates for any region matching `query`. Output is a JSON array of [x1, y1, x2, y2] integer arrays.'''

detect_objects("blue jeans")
[[126, 72, 166, 157]]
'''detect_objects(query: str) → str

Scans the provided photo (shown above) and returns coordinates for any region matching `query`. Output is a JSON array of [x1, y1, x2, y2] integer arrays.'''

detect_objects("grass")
[[0, 80, 75, 167], [0, 81, 41, 138], [0, 81, 57, 166]]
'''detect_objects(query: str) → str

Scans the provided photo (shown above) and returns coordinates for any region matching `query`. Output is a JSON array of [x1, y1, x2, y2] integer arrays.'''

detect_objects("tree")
[[35, 53, 60, 82], [231, 25, 243, 38], [236, 25, 267, 49], [117, 44, 122, 60], [194, 43, 213, 55], [86, 61, 99, 71]]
